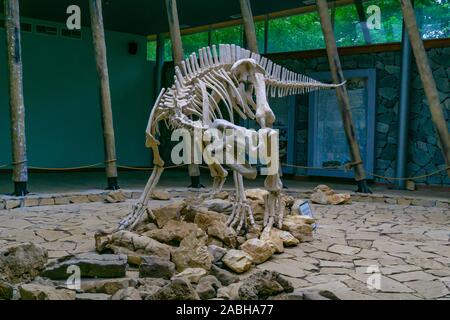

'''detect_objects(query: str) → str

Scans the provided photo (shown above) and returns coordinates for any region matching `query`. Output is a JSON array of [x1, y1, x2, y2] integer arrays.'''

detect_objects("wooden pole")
[[165, 0, 202, 187], [316, 0, 371, 193], [399, 0, 450, 177], [5, 0, 28, 196], [89, 0, 119, 190], [165, 0, 184, 67], [239, 0, 259, 53], [355, 0, 372, 44]]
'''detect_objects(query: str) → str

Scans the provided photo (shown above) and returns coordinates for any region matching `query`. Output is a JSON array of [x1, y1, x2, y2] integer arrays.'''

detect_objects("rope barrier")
[[0, 161, 448, 181]]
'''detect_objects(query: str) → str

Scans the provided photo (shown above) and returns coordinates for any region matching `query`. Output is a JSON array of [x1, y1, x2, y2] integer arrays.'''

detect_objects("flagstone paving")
[[0, 199, 449, 300]]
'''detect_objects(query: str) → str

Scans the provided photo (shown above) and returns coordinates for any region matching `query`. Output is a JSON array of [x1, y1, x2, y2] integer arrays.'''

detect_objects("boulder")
[[111, 287, 142, 300], [106, 231, 172, 260], [171, 268, 207, 284], [41, 253, 127, 279], [222, 250, 253, 274], [260, 230, 285, 254], [275, 230, 299, 247], [208, 245, 227, 264], [238, 270, 293, 300], [81, 278, 135, 295], [171, 230, 212, 272], [105, 190, 127, 203], [282, 215, 314, 242], [0, 280, 14, 300], [147, 278, 200, 300], [245, 189, 269, 202], [145, 220, 199, 246], [152, 202, 185, 228], [217, 283, 242, 300], [76, 293, 111, 300], [206, 221, 237, 248], [196, 275, 221, 300], [240, 238, 274, 264], [139, 256, 176, 280], [210, 265, 239, 286], [310, 185, 351, 205], [201, 199, 233, 214], [19, 284, 76, 300], [0, 243, 48, 284], [150, 190, 171, 201]]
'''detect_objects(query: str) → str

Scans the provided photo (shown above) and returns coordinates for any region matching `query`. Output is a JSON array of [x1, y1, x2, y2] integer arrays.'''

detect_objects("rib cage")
[[148, 44, 344, 137]]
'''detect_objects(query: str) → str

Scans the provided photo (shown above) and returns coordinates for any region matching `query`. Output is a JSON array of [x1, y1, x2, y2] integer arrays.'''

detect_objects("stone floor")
[[0, 199, 449, 300]]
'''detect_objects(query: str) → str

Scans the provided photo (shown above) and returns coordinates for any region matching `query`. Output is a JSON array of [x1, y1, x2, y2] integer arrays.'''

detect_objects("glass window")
[[211, 25, 243, 46], [268, 12, 324, 53], [255, 20, 266, 53], [182, 31, 209, 57], [333, 4, 366, 46], [362, 0, 403, 44], [147, 40, 157, 61], [164, 38, 173, 61], [415, 0, 450, 39]]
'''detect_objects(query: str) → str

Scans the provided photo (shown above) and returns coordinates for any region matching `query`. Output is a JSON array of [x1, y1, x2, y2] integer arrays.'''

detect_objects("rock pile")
[[0, 189, 322, 300]]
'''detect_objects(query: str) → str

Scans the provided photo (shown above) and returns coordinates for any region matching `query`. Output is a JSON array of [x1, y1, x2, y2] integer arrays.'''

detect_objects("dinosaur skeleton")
[[117, 44, 344, 235]]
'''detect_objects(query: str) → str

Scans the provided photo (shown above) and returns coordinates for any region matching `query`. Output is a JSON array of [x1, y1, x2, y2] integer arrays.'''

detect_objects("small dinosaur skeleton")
[[117, 44, 343, 235]]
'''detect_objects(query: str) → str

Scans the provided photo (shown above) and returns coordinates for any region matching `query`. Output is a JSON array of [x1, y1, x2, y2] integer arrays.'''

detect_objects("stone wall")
[[277, 47, 450, 186]]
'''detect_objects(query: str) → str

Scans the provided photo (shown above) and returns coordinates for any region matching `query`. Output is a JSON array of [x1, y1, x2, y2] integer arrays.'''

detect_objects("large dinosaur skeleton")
[[117, 44, 343, 235]]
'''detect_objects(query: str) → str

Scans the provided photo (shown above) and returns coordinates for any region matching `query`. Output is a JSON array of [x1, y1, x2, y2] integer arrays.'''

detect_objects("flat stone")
[[139, 256, 176, 280], [150, 190, 171, 201], [111, 287, 142, 300], [171, 268, 207, 284], [389, 271, 436, 282], [210, 265, 239, 286], [405, 280, 450, 299], [41, 253, 127, 279], [36, 229, 69, 242], [328, 245, 361, 255], [19, 284, 76, 300], [222, 250, 253, 274], [81, 278, 135, 295], [5, 200, 21, 209], [351, 274, 414, 293], [76, 293, 111, 300], [257, 260, 307, 278]]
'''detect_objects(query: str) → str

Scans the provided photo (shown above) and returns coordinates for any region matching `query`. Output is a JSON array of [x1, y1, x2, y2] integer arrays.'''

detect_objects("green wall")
[[0, 17, 154, 169]]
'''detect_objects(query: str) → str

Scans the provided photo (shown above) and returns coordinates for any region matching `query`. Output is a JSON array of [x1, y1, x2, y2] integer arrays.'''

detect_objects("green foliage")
[[148, 0, 450, 61]]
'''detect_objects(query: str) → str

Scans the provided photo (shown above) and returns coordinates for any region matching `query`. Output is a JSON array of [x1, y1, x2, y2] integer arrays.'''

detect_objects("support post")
[[316, 0, 371, 193], [239, 0, 259, 53], [89, 0, 119, 190], [5, 0, 28, 196], [154, 33, 165, 98], [396, 19, 413, 189], [399, 0, 450, 177], [355, 0, 372, 44], [165, 0, 202, 188]]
